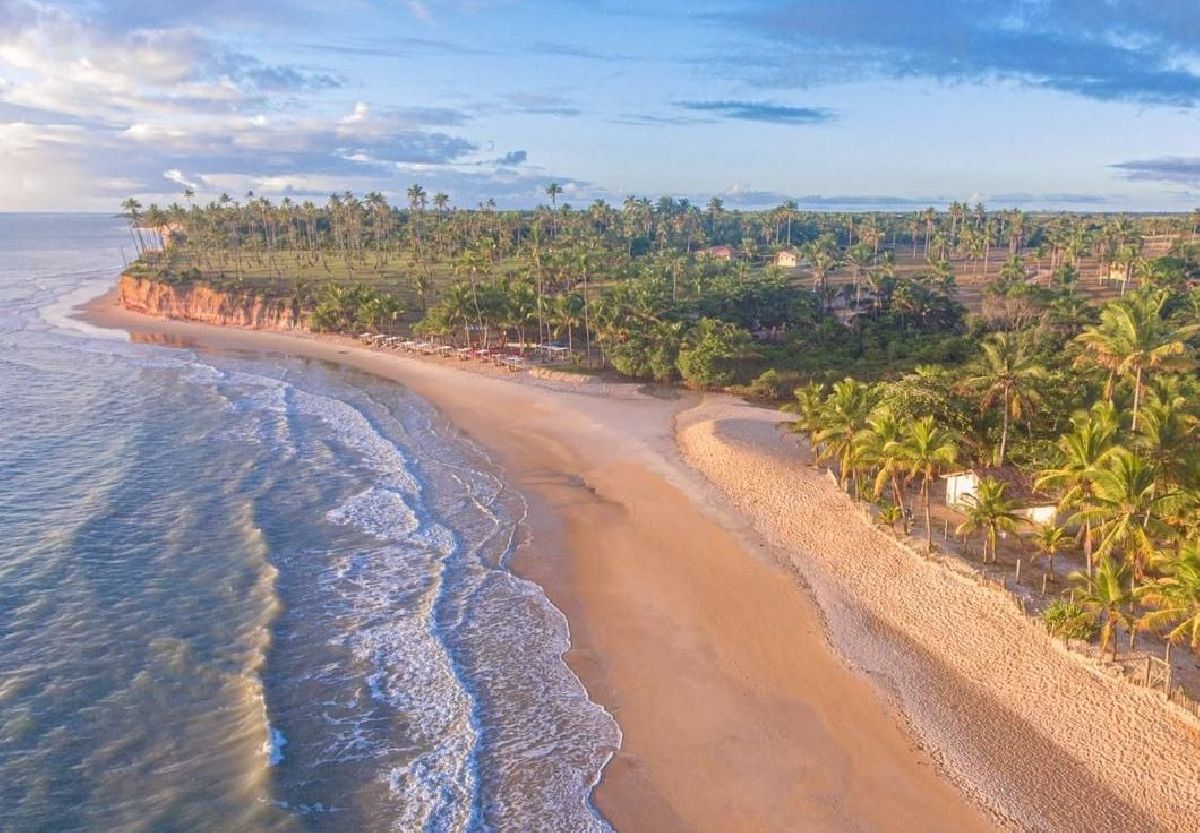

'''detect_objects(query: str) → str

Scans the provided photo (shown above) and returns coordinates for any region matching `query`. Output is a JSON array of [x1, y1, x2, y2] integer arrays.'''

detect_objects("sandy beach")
[[678, 403, 1200, 833], [81, 291, 1002, 832]]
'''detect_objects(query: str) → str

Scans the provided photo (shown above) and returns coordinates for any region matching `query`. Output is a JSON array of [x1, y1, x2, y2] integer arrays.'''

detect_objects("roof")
[[945, 466, 1053, 505]]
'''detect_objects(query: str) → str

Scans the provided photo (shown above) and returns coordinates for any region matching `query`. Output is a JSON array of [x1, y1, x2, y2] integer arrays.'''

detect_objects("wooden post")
[[1144, 657, 1153, 688], [943, 518, 949, 540], [1015, 559, 1022, 584], [1041, 572, 1048, 595]]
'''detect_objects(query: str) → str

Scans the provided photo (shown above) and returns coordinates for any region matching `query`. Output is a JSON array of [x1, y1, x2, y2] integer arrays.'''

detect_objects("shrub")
[[676, 318, 755, 388], [1041, 599, 1096, 641], [748, 369, 784, 400]]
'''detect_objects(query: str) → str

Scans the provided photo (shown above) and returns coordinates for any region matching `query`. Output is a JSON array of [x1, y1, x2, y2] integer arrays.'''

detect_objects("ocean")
[[0, 213, 619, 831]]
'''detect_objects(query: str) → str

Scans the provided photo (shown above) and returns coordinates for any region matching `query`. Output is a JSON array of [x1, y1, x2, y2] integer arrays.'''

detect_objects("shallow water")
[[0, 214, 619, 831]]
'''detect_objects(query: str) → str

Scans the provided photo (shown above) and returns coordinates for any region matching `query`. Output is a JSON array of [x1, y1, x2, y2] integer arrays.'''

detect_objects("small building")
[[944, 467, 1058, 527], [773, 249, 801, 268], [139, 221, 185, 251], [701, 244, 736, 262]]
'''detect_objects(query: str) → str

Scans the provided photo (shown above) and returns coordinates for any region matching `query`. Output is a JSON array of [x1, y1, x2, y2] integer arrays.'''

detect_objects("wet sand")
[[81, 293, 998, 832]]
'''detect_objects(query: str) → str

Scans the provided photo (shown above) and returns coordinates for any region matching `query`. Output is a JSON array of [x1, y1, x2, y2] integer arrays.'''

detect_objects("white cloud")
[[406, 1, 432, 22], [0, 1, 334, 122], [163, 168, 197, 190]]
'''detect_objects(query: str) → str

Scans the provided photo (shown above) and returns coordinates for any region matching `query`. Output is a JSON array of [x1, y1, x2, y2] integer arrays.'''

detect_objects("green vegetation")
[[122, 189, 1200, 670], [125, 191, 1200, 386], [784, 280, 1200, 668], [1042, 599, 1098, 641]]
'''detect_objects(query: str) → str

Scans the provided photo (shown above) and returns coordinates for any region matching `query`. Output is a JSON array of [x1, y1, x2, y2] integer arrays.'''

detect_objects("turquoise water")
[[0, 214, 618, 831]]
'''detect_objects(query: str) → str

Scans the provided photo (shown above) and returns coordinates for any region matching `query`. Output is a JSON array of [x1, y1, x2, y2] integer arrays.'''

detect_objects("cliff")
[[116, 274, 308, 331]]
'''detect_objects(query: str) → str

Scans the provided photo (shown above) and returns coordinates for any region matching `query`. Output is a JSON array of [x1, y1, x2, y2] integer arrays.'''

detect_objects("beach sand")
[[677, 400, 1200, 833], [81, 292, 999, 832]]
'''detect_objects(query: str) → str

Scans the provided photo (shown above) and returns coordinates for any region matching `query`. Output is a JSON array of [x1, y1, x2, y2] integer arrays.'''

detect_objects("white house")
[[774, 249, 801, 268], [944, 467, 1058, 527]]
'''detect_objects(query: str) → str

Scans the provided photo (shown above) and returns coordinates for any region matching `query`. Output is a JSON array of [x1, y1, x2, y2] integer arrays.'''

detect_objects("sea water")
[[0, 214, 619, 831]]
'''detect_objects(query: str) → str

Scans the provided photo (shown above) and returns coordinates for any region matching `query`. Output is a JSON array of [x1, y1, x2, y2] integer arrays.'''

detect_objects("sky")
[[1, 0, 1199, 212]]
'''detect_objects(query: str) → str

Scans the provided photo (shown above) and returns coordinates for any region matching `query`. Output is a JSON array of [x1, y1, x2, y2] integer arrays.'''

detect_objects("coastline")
[[79, 289, 998, 831]]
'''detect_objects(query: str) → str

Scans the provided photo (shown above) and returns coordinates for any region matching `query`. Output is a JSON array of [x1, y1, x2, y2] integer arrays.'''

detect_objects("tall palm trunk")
[[998, 387, 1011, 466], [890, 473, 908, 532], [1131, 365, 1143, 432], [923, 478, 933, 553]]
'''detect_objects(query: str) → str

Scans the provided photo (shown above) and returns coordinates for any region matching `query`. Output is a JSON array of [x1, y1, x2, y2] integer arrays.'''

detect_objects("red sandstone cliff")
[[117, 275, 308, 331]]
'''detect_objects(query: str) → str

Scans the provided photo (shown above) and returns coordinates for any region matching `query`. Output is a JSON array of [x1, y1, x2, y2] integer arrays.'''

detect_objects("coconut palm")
[[1071, 557, 1136, 660], [1032, 524, 1069, 578], [1075, 290, 1199, 431], [964, 331, 1047, 466], [955, 476, 1024, 564], [1135, 389, 1198, 491], [811, 378, 876, 493], [1036, 408, 1117, 575], [898, 416, 958, 553], [1073, 447, 1176, 579], [1140, 542, 1200, 656], [783, 382, 828, 443], [855, 408, 910, 528]]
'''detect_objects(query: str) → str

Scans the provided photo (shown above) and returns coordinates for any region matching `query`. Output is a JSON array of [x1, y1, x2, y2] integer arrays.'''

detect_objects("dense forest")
[[122, 189, 1200, 389]]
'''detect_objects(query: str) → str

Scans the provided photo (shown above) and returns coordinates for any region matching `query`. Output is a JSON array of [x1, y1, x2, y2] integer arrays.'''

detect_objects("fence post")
[[1144, 657, 1152, 688], [1015, 559, 1022, 584], [1041, 572, 1048, 595]]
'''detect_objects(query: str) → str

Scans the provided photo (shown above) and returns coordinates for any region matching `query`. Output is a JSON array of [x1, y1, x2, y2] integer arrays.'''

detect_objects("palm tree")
[[965, 331, 1048, 466], [121, 197, 146, 256], [706, 197, 724, 238], [811, 378, 875, 493], [1036, 408, 1117, 575], [776, 199, 799, 246], [1032, 524, 1069, 578], [1135, 389, 1197, 491], [878, 504, 904, 537], [1139, 542, 1200, 656], [783, 382, 828, 445], [546, 182, 564, 236], [899, 416, 958, 553], [955, 476, 1023, 564], [1073, 447, 1174, 579], [856, 408, 910, 528], [1075, 290, 1199, 431], [1071, 557, 1136, 660], [551, 293, 584, 351]]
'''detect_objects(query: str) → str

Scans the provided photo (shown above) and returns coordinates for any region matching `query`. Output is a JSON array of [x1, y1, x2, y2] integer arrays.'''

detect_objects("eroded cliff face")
[[117, 275, 308, 331]]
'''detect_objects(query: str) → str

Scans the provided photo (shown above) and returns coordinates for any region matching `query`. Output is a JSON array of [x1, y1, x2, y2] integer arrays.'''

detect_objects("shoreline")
[[78, 290, 1000, 831]]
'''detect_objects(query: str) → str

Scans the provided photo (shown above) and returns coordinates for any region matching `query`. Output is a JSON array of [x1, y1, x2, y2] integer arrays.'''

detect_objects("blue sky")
[[1, 0, 1199, 211]]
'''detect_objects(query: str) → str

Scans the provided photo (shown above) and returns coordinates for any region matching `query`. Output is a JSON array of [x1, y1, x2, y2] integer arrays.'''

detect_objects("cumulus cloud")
[[0, 2, 340, 123]]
